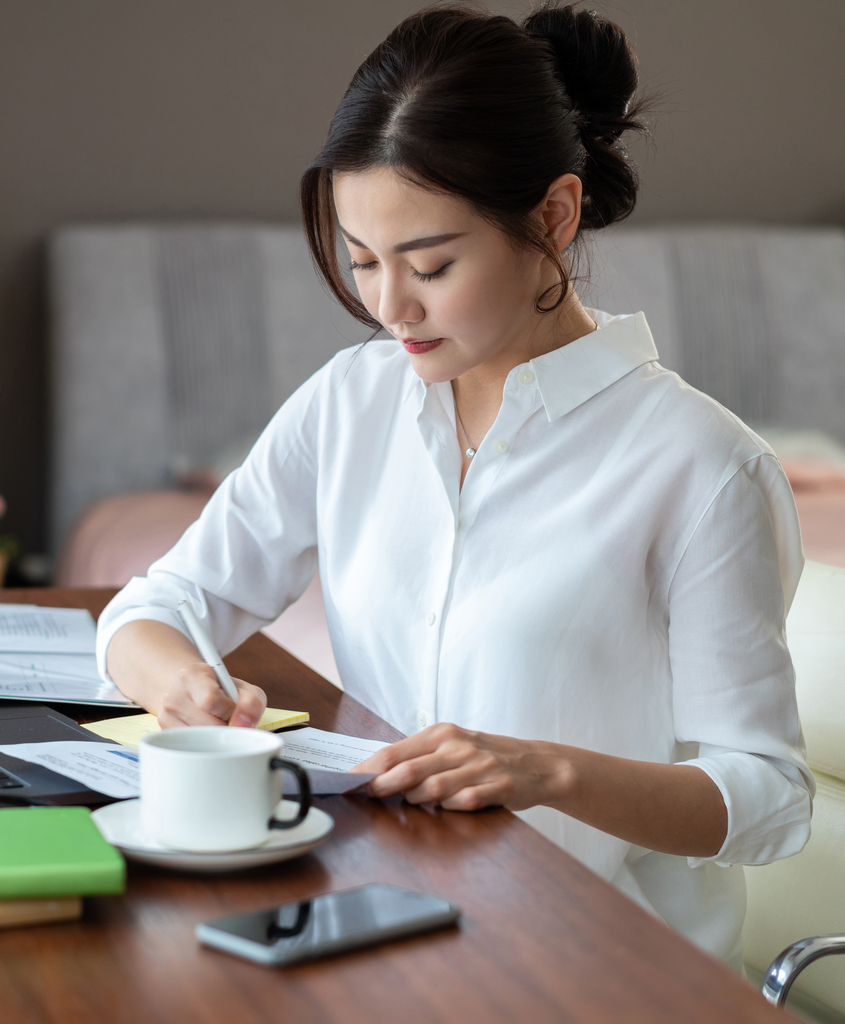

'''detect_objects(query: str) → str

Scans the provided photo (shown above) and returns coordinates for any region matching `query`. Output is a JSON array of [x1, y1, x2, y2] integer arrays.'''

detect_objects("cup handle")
[[268, 758, 311, 829]]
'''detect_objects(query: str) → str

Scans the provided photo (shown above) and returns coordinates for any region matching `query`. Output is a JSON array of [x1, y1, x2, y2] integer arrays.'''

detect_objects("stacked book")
[[0, 806, 125, 928]]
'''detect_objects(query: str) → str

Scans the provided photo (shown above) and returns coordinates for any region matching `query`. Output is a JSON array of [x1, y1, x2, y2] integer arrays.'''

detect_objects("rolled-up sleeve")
[[668, 452, 814, 868], [96, 367, 323, 682]]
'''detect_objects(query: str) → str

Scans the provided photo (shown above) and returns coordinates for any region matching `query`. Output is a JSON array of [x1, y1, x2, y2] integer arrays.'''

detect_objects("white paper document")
[[0, 604, 132, 705], [281, 727, 389, 772], [0, 741, 140, 799], [0, 729, 391, 801], [0, 605, 98, 654], [0, 653, 136, 706]]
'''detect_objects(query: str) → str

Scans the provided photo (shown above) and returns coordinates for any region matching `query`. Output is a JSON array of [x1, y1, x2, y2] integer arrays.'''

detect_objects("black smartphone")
[[195, 883, 461, 966]]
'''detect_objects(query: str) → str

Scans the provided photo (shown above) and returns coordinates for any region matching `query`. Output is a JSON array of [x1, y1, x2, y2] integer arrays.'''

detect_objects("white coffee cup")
[[139, 727, 311, 852]]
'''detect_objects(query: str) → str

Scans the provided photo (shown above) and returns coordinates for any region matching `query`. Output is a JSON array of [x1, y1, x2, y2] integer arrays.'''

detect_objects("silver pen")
[[177, 599, 240, 703]]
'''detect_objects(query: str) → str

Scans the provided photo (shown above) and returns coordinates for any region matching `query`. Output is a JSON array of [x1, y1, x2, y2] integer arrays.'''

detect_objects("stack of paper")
[[0, 605, 136, 707]]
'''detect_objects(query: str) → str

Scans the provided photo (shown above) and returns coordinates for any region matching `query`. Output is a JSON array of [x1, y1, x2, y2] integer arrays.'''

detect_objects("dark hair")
[[301, 2, 647, 329]]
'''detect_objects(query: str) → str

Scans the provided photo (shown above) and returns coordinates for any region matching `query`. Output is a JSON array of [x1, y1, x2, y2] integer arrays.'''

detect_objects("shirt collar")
[[403, 368, 425, 404], [403, 309, 659, 418], [528, 310, 658, 422]]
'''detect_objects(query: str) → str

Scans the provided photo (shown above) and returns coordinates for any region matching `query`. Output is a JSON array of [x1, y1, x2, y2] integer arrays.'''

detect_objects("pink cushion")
[[778, 458, 845, 569], [794, 492, 845, 569], [54, 490, 211, 588], [781, 458, 845, 493]]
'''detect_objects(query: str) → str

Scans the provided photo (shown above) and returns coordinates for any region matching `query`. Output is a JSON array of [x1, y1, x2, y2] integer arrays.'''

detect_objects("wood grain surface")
[[0, 589, 793, 1024]]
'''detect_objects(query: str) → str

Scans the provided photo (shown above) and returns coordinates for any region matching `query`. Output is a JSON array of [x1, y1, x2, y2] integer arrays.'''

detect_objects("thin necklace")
[[454, 402, 477, 459], [453, 321, 598, 462]]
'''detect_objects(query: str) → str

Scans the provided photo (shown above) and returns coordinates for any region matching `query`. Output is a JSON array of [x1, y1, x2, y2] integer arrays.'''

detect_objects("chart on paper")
[[0, 678, 133, 706], [0, 604, 138, 706], [0, 741, 140, 798], [0, 654, 137, 706]]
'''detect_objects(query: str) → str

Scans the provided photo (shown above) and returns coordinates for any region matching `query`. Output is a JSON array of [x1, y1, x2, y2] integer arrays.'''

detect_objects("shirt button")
[[518, 370, 534, 385], [426, 611, 437, 626], [493, 440, 509, 454], [417, 710, 427, 728]]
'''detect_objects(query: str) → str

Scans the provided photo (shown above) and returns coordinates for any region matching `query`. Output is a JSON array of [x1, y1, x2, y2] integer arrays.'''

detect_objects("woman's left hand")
[[352, 722, 729, 858], [352, 723, 557, 811]]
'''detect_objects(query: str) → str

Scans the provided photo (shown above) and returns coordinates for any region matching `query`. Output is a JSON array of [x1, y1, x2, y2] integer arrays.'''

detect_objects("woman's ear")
[[539, 174, 583, 250]]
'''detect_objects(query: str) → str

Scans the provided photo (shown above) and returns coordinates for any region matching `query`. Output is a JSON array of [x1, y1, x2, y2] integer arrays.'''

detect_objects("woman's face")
[[332, 167, 553, 384]]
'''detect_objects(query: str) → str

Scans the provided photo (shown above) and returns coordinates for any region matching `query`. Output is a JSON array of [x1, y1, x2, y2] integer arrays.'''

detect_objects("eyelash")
[[349, 260, 453, 282], [412, 263, 452, 282]]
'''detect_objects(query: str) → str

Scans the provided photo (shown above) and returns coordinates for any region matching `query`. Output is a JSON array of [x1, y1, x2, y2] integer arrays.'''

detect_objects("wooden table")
[[0, 589, 792, 1024]]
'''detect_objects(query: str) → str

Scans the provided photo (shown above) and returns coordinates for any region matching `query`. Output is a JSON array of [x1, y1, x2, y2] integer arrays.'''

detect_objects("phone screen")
[[197, 884, 460, 965]]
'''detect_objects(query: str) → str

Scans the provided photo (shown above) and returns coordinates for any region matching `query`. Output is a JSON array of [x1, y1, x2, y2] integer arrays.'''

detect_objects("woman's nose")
[[379, 272, 424, 329]]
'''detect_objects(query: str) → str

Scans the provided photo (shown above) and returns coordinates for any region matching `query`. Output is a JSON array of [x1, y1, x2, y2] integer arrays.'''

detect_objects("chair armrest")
[[762, 935, 845, 1006]]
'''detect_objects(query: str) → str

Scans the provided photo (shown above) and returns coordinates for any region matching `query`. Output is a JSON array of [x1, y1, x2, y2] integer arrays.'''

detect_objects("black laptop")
[[0, 704, 118, 806]]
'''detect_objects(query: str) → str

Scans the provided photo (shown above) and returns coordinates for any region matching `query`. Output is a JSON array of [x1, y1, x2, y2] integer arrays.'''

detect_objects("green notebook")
[[0, 807, 125, 899]]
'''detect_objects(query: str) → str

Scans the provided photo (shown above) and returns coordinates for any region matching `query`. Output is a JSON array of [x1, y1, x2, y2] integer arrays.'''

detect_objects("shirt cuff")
[[683, 752, 812, 868]]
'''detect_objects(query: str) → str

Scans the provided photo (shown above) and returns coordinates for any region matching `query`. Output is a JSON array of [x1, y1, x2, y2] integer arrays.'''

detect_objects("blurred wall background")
[[1, 0, 843, 556]]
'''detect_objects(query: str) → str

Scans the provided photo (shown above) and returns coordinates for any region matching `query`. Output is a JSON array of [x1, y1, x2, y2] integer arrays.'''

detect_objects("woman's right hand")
[[106, 619, 267, 728], [157, 663, 267, 728]]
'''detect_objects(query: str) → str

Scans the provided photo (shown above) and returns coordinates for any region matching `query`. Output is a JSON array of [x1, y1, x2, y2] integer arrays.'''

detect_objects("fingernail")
[[230, 714, 256, 728]]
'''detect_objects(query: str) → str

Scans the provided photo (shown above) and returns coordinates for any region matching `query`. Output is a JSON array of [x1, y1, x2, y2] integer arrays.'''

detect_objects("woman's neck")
[[451, 291, 597, 486], [452, 290, 596, 420]]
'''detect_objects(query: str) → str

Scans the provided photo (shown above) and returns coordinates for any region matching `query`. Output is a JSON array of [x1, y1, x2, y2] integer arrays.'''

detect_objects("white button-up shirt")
[[98, 309, 813, 966]]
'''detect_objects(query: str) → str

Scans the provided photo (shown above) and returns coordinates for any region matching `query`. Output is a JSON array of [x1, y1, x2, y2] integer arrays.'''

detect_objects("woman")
[[98, 4, 812, 966]]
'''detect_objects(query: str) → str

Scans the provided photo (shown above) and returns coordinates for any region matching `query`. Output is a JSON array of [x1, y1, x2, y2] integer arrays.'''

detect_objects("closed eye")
[[349, 259, 377, 272], [412, 261, 454, 282]]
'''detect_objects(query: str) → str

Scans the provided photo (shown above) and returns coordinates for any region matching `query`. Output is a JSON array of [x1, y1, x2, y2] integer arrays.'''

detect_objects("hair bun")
[[523, 2, 646, 229], [524, 4, 638, 133]]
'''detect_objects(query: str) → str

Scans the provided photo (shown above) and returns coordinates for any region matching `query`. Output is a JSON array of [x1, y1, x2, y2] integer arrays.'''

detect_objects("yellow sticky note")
[[82, 708, 309, 749]]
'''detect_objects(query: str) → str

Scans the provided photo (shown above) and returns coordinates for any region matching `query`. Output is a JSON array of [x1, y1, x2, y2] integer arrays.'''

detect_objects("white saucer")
[[91, 799, 334, 872]]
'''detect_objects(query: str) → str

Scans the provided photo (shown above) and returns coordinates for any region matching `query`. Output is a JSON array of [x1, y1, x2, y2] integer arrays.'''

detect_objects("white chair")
[[743, 560, 845, 1022]]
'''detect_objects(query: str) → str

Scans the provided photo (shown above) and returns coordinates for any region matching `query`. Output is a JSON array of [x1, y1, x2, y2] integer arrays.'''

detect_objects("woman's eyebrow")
[[339, 227, 466, 254]]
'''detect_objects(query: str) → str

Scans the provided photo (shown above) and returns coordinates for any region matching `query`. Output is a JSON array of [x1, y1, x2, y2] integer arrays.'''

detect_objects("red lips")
[[400, 338, 444, 354]]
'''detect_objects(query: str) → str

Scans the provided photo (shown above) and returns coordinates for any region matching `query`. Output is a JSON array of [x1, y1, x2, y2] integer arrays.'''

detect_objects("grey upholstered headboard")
[[582, 224, 845, 439], [48, 222, 372, 553], [49, 220, 845, 555]]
